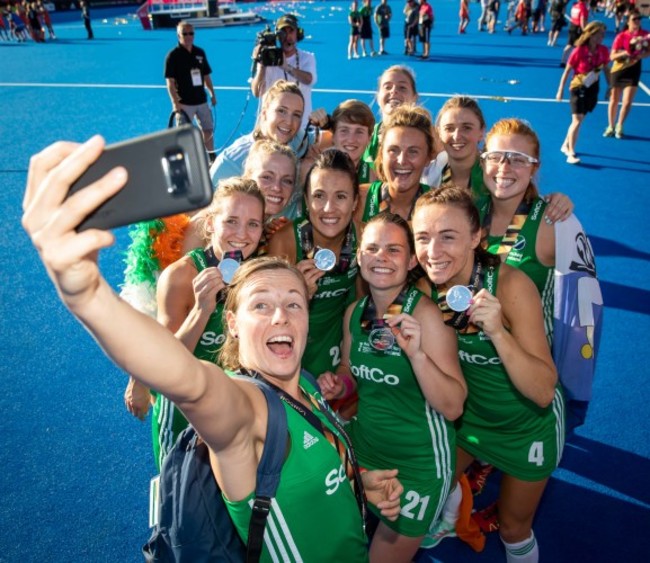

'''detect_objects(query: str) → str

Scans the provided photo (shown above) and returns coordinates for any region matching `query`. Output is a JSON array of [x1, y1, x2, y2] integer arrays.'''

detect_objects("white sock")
[[441, 482, 462, 523], [502, 531, 539, 563]]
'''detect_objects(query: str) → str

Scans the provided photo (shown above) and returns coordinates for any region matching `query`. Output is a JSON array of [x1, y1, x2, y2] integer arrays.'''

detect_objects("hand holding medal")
[[191, 267, 227, 311], [385, 313, 422, 359], [468, 288, 503, 336], [296, 256, 327, 299]]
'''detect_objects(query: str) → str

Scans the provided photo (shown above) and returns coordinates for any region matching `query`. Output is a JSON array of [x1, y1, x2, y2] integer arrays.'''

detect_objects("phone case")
[[68, 125, 214, 231]]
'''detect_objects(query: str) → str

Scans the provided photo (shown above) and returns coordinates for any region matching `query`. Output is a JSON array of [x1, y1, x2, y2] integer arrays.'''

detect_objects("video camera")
[[254, 26, 283, 67]]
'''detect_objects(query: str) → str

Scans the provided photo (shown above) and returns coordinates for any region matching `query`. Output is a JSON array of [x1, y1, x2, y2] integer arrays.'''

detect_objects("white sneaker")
[[560, 142, 570, 156], [420, 518, 456, 549], [566, 154, 581, 164]]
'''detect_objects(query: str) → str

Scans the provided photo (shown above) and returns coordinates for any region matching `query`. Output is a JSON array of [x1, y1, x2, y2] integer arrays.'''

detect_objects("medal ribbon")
[[378, 182, 425, 222], [360, 285, 408, 334], [203, 247, 244, 302], [436, 259, 482, 333], [482, 199, 532, 258], [297, 219, 354, 273]]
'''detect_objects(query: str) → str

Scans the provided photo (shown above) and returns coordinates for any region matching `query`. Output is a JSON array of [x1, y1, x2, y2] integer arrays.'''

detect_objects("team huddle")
[[22, 15, 607, 563]]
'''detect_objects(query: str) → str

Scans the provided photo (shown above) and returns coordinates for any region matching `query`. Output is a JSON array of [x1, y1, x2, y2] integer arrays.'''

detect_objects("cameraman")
[[251, 14, 317, 141]]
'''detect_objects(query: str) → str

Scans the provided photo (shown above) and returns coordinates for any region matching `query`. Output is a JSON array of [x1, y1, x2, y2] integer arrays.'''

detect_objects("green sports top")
[[361, 122, 381, 172], [293, 219, 359, 377], [223, 374, 368, 563], [440, 158, 488, 201], [479, 196, 554, 339], [431, 265, 564, 480], [187, 248, 227, 363], [347, 287, 455, 476], [361, 180, 431, 223]]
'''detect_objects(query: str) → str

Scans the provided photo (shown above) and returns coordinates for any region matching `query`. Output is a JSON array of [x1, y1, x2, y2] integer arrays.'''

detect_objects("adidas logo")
[[303, 430, 319, 449]]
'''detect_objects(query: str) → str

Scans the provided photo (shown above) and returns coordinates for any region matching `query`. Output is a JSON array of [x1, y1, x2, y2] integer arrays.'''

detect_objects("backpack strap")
[[245, 379, 288, 563]]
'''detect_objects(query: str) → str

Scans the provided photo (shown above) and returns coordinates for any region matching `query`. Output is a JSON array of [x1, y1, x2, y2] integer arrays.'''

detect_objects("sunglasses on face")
[[630, 17, 641, 22], [182, 31, 194, 36], [480, 150, 538, 168]]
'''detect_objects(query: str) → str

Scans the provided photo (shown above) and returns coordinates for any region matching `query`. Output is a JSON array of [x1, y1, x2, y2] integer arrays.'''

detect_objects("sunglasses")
[[630, 17, 641, 22], [480, 150, 538, 168], [182, 31, 195, 36]]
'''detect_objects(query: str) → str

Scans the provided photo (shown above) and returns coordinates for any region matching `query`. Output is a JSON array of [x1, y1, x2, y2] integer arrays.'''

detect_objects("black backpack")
[[142, 379, 288, 563]]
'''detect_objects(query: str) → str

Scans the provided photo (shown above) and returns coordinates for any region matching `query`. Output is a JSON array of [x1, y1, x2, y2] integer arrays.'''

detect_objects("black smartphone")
[[67, 125, 214, 231]]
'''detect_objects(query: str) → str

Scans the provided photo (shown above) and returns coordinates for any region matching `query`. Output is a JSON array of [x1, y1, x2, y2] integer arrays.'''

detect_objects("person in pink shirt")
[[560, 0, 589, 66], [556, 21, 610, 164], [418, 0, 434, 59], [604, 10, 650, 138]]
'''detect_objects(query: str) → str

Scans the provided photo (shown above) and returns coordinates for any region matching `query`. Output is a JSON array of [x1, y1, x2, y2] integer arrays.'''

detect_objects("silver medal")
[[218, 258, 240, 284], [446, 285, 473, 312], [369, 326, 395, 351], [314, 248, 336, 271]]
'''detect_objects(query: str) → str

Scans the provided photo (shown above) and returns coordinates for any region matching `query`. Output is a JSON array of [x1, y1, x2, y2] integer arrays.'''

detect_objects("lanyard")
[[360, 285, 408, 333], [297, 219, 354, 273], [239, 368, 368, 532]]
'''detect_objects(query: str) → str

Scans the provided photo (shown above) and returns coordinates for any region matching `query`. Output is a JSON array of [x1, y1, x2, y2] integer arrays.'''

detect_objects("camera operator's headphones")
[[275, 14, 305, 42]]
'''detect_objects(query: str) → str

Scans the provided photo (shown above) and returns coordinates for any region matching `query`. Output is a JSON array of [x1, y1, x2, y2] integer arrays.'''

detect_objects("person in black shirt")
[[165, 21, 217, 158]]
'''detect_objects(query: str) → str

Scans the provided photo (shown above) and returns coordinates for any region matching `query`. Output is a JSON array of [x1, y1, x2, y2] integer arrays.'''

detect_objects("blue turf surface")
[[1, 1, 649, 561]]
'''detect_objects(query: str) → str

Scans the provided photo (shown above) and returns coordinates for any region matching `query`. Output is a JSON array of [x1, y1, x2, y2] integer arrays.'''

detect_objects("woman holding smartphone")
[[22, 137, 404, 561]]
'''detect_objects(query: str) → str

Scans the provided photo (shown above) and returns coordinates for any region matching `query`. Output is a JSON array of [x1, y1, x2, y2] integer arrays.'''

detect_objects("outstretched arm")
[[21, 137, 256, 453]]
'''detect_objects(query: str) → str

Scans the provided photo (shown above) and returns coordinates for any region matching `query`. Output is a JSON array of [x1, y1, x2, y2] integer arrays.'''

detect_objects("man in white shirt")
[[251, 14, 317, 143]]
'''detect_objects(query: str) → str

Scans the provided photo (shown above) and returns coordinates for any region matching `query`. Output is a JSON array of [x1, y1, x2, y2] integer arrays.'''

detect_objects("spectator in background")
[[348, 0, 362, 59], [487, 0, 500, 33], [418, 0, 434, 59], [375, 0, 392, 54], [561, 0, 589, 66], [404, 0, 419, 54], [80, 0, 93, 39], [165, 21, 217, 159], [359, 0, 377, 56], [604, 10, 650, 139], [556, 21, 610, 164], [459, 0, 470, 34], [548, 0, 568, 46], [38, 1, 55, 40], [478, 0, 491, 31], [27, 2, 44, 42]]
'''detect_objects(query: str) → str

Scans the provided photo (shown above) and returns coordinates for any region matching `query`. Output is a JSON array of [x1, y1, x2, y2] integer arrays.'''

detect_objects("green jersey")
[[224, 374, 368, 562], [480, 196, 554, 339], [347, 287, 455, 536], [361, 122, 381, 172], [293, 219, 358, 377], [432, 265, 565, 481], [440, 158, 488, 201], [361, 180, 431, 223]]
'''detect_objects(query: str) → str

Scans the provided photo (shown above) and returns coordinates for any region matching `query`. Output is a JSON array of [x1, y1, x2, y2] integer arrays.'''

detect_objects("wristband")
[[339, 373, 355, 400]]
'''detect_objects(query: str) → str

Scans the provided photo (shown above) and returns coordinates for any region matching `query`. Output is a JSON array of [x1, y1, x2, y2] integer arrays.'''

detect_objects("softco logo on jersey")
[[199, 332, 226, 347], [530, 199, 544, 221], [351, 365, 400, 385], [325, 465, 347, 495], [313, 287, 349, 299], [458, 350, 502, 366]]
